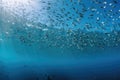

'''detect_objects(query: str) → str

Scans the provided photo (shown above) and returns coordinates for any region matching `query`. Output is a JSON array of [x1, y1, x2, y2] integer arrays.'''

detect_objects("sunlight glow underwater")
[[0, 0, 120, 80]]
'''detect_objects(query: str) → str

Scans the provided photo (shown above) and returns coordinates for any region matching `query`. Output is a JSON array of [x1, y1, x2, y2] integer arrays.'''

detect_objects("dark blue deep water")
[[0, 0, 120, 80]]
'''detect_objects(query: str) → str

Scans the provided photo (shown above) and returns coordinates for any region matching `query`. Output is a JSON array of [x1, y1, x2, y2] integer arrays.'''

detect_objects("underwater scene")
[[0, 0, 120, 80]]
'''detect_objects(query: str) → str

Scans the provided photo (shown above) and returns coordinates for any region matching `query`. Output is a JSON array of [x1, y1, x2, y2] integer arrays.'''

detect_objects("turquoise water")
[[0, 0, 120, 80]]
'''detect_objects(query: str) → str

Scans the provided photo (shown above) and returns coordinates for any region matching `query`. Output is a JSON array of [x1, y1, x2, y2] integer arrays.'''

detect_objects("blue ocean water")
[[0, 0, 120, 80]]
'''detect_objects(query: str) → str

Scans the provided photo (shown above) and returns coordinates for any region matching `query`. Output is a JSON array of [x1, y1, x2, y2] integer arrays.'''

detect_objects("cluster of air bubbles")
[[0, 0, 120, 54], [0, 0, 120, 31]]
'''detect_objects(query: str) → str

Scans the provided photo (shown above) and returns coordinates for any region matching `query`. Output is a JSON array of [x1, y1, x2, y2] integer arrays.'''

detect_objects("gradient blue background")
[[0, 0, 120, 80]]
